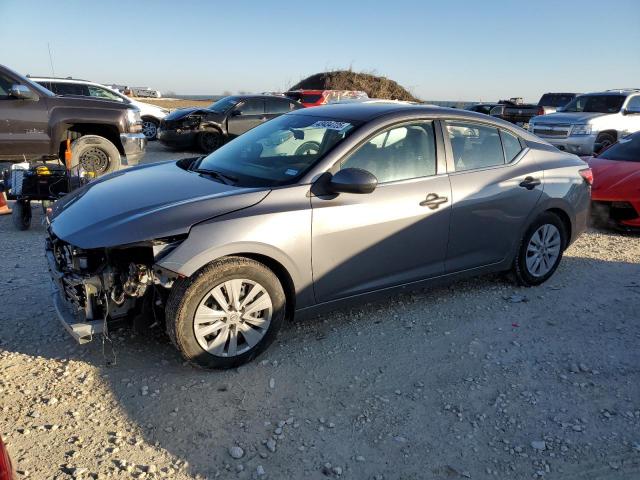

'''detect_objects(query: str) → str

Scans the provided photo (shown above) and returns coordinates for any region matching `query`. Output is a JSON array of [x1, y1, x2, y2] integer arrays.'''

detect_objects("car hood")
[[49, 161, 270, 249], [587, 157, 640, 194], [164, 107, 221, 121], [531, 112, 606, 124]]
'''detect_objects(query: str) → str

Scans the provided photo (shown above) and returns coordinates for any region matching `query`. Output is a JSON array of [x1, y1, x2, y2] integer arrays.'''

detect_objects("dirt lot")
[[1, 144, 639, 479]]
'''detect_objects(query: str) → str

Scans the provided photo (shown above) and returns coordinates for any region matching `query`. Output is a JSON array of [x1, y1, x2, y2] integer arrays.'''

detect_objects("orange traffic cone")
[[0, 191, 11, 215]]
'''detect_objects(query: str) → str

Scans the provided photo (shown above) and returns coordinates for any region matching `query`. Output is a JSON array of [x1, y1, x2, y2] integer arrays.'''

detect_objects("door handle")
[[519, 176, 541, 190], [420, 193, 448, 209]]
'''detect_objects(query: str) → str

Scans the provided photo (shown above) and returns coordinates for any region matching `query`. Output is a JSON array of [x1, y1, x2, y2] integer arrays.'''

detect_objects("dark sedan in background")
[[158, 95, 303, 152]]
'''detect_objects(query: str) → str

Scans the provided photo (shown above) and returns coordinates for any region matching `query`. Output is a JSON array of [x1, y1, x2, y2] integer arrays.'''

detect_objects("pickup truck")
[[0, 64, 146, 175], [528, 89, 640, 155], [490, 93, 579, 128]]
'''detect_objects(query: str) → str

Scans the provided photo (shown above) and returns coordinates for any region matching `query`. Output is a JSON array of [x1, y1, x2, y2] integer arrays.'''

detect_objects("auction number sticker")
[[309, 121, 351, 131]]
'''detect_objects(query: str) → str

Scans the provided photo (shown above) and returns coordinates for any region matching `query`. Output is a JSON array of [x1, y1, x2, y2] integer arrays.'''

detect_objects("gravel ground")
[[1, 143, 639, 479]]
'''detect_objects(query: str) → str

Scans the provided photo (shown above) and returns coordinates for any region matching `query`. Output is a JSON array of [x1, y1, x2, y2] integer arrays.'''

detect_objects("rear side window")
[[446, 121, 504, 171], [50, 82, 89, 96], [265, 98, 290, 114], [500, 130, 523, 162], [237, 98, 264, 115]]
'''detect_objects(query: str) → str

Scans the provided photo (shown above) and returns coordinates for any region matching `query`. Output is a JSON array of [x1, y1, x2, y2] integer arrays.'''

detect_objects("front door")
[[311, 121, 451, 303], [226, 98, 266, 138], [443, 120, 543, 272], [0, 72, 50, 160]]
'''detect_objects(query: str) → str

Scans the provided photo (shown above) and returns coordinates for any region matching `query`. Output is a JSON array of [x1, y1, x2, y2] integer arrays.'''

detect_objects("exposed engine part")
[[122, 263, 152, 298]]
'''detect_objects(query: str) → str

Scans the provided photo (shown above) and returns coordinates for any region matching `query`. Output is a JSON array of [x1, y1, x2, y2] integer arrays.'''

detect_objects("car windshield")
[[207, 96, 239, 113], [196, 113, 360, 187], [562, 95, 625, 113], [538, 94, 575, 107], [597, 133, 640, 162]]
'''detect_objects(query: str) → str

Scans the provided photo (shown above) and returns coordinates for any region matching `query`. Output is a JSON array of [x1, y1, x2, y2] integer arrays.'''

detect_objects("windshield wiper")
[[193, 168, 238, 185]]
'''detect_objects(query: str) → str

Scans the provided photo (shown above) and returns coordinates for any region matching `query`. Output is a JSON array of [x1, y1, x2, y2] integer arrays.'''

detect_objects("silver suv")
[[528, 89, 640, 154]]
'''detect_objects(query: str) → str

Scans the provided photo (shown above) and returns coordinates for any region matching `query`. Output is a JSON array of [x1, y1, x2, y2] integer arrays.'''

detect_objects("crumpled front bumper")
[[46, 248, 104, 344]]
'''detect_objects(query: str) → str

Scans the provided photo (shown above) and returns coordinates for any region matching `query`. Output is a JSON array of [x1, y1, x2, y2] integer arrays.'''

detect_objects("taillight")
[[579, 168, 593, 185], [537, 106, 545, 116], [0, 437, 13, 480]]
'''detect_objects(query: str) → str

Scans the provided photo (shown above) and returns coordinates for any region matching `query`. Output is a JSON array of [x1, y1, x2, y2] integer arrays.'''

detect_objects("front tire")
[[595, 133, 615, 154], [512, 212, 567, 286], [71, 135, 122, 177], [141, 117, 159, 141], [197, 131, 224, 153], [12, 200, 31, 230], [166, 257, 286, 369]]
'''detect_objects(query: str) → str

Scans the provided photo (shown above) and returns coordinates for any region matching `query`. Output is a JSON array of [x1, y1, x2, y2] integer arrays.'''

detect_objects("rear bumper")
[[120, 133, 147, 166]]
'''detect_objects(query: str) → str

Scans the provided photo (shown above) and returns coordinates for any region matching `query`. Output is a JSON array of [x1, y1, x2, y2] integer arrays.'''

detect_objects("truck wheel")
[[197, 131, 224, 153], [166, 256, 286, 369], [595, 133, 615, 153], [71, 135, 122, 177], [141, 117, 159, 141], [12, 200, 31, 230]]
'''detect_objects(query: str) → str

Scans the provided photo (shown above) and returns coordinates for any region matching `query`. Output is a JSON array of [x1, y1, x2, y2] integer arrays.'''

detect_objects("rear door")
[[444, 120, 543, 272], [311, 120, 451, 303], [0, 71, 50, 160], [227, 98, 266, 137]]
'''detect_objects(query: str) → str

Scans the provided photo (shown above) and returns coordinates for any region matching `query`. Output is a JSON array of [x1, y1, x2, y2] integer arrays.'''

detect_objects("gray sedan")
[[46, 103, 592, 368]]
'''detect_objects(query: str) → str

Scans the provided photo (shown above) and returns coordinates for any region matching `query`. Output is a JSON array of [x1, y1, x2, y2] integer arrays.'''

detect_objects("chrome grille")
[[533, 124, 571, 138]]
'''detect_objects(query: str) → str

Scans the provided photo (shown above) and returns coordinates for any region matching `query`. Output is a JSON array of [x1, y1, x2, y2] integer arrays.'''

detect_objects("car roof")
[[580, 89, 640, 97], [29, 76, 95, 84], [288, 102, 496, 122]]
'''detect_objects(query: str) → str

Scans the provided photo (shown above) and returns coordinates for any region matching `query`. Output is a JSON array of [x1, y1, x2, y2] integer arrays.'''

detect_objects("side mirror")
[[231, 110, 242, 117], [9, 84, 38, 100], [328, 168, 377, 194]]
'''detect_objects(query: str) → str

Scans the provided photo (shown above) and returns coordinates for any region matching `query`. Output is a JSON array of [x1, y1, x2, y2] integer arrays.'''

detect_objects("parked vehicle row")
[[0, 64, 146, 173], [157, 95, 304, 152], [528, 89, 640, 155], [28, 76, 169, 141], [46, 103, 592, 368], [467, 92, 580, 127]]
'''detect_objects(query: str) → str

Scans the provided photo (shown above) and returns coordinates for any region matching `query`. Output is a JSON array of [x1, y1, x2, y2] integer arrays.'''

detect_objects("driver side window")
[[340, 122, 437, 183]]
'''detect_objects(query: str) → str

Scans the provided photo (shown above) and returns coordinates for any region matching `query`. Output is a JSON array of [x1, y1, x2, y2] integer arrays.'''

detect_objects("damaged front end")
[[46, 232, 183, 344]]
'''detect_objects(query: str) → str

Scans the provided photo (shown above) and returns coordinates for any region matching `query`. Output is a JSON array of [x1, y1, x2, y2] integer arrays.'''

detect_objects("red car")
[[284, 89, 368, 107], [586, 132, 640, 228], [0, 435, 14, 480]]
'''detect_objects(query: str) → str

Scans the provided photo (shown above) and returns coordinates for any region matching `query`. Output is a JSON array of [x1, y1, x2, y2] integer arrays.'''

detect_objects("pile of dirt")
[[290, 70, 420, 102]]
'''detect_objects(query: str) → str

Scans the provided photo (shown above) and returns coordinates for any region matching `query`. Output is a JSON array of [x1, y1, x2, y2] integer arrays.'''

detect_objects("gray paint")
[[50, 104, 591, 313]]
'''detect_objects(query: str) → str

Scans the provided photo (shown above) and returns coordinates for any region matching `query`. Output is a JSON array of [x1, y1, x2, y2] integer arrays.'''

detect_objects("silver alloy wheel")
[[525, 224, 561, 277], [193, 279, 273, 357], [142, 120, 158, 139]]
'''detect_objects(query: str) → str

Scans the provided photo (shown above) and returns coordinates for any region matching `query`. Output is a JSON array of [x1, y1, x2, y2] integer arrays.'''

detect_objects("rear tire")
[[71, 135, 122, 177], [166, 257, 286, 369], [12, 200, 31, 230], [512, 212, 567, 286]]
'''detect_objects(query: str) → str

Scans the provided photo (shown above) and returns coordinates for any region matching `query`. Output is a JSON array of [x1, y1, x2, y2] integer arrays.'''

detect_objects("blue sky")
[[1, 0, 639, 101]]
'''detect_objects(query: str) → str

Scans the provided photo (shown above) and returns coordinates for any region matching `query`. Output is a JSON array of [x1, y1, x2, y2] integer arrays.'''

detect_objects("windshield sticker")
[[309, 120, 351, 131], [285, 168, 298, 176]]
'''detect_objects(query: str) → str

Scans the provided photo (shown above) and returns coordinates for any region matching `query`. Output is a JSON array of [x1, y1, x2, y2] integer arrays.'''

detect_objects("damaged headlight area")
[[46, 232, 186, 341]]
